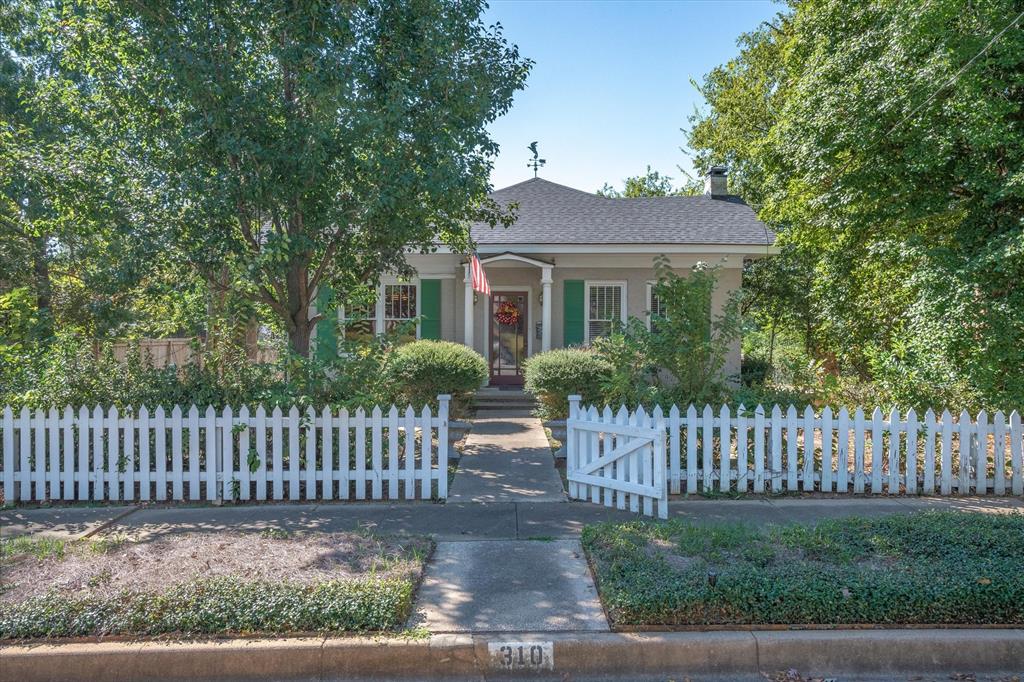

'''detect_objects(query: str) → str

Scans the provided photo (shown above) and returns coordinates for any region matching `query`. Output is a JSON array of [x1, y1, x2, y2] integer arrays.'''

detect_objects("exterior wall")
[[398, 250, 745, 380], [440, 277, 456, 342]]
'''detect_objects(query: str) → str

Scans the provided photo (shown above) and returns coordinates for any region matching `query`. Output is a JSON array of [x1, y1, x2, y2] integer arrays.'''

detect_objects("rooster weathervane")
[[527, 141, 546, 178]]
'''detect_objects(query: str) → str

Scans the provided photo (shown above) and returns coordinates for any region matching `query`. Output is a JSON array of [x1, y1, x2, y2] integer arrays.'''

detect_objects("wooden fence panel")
[[566, 401, 1024, 500], [1, 399, 449, 504]]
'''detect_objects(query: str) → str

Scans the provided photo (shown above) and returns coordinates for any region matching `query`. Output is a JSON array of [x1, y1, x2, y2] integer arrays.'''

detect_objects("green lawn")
[[582, 511, 1024, 627]]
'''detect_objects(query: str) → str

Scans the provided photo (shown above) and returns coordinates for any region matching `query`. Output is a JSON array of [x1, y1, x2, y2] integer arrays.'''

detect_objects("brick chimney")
[[704, 166, 728, 197]]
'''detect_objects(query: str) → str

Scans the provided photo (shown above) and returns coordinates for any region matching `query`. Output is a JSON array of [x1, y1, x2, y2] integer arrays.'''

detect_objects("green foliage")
[[583, 511, 1024, 626], [0, 331, 402, 411], [523, 349, 612, 419], [526, 260, 744, 413], [648, 257, 744, 404], [597, 166, 699, 197], [0, 335, 275, 410], [0, 576, 414, 638], [11, 0, 531, 357], [387, 340, 487, 416], [688, 0, 1024, 411], [590, 320, 660, 408], [0, 536, 66, 564], [0, 288, 44, 359]]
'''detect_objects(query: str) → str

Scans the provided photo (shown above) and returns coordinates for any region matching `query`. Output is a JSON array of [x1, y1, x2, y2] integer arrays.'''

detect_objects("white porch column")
[[463, 263, 474, 351], [541, 265, 553, 352]]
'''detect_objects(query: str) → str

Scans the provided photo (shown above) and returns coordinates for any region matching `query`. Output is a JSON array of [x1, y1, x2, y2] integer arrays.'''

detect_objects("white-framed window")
[[585, 281, 626, 344], [646, 281, 667, 331], [340, 299, 375, 343], [340, 280, 420, 343], [382, 283, 418, 342]]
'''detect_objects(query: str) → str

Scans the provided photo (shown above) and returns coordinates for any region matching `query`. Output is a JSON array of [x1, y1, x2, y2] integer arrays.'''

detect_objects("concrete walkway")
[[413, 539, 607, 632], [447, 416, 566, 503], [4, 496, 1022, 541]]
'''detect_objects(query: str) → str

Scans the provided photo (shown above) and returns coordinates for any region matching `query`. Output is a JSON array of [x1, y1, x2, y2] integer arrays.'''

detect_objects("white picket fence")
[[571, 400, 1024, 501], [567, 397, 668, 518], [1, 396, 450, 503]]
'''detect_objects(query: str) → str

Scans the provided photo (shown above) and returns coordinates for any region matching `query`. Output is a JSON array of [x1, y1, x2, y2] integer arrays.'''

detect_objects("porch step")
[[472, 387, 537, 414]]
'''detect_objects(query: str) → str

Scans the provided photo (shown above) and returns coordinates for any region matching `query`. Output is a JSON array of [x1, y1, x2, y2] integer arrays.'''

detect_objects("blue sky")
[[482, 0, 782, 192]]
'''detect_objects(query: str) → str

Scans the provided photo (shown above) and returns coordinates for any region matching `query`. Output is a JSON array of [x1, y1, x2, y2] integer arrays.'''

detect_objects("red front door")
[[489, 292, 528, 385]]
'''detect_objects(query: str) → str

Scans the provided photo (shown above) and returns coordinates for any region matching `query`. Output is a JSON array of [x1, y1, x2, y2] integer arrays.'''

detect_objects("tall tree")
[[598, 166, 697, 197], [689, 0, 1024, 409], [37, 0, 530, 356], [2, 1, 165, 342]]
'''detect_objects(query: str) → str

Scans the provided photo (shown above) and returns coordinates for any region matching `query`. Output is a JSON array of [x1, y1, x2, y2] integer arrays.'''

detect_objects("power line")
[[825, 7, 1024, 190], [887, 8, 1024, 136]]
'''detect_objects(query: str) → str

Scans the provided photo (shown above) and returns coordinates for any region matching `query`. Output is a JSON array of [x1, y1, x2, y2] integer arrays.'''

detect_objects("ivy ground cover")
[[0, 530, 431, 639], [582, 511, 1024, 627]]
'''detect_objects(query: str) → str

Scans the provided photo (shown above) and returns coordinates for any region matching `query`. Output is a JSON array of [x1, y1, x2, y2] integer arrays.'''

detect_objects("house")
[[316, 167, 775, 386]]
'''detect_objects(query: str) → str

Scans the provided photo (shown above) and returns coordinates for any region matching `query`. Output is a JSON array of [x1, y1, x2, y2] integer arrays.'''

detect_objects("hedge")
[[388, 340, 487, 416], [523, 348, 612, 419]]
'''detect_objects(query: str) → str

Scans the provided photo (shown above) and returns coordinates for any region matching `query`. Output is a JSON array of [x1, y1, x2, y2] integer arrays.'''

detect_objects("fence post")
[[437, 394, 450, 500], [655, 411, 668, 519], [567, 395, 581, 500], [2, 407, 14, 503]]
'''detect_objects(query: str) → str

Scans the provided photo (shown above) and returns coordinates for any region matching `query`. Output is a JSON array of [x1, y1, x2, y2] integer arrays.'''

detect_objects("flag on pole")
[[470, 253, 491, 296]]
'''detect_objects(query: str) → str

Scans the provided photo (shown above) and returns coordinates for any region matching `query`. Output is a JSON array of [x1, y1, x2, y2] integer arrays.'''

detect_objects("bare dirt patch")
[[1, 531, 431, 605]]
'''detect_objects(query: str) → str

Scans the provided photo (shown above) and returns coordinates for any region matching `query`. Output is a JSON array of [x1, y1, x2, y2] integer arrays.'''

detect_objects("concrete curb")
[[2, 630, 1022, 681]]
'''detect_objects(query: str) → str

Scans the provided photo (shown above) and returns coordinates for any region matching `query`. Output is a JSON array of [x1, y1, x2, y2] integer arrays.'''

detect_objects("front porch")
[[461, 252, 553, 386]]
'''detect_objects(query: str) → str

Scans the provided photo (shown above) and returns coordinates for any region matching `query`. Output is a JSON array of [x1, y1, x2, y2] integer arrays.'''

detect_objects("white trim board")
[[432, 243, 776, 255]]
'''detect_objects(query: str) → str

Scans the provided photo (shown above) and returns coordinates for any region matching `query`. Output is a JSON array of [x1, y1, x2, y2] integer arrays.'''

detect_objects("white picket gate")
[[0, 396, 450, 503], [566, 396, 668, 519], [569, 399, 1023, 506]]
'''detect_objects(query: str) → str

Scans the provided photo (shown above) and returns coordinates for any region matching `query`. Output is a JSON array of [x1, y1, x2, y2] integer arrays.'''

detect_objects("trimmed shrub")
[[523, 348, 612, 419], [388, 340, 487, 416]]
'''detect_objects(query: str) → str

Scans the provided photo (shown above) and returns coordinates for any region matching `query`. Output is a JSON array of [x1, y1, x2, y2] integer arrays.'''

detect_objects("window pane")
[[650, 290, 666, 318], [649, 287, 667, 332], [384, 284, 416, 320], [384, 284, 417, 343], [343, 301, 375, 343], [588, 320, 613, 340], [588, 284, 622, 341]]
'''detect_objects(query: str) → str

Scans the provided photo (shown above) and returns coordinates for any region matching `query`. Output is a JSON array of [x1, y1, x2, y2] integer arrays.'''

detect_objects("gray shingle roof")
[[471, 177, 774, 246]]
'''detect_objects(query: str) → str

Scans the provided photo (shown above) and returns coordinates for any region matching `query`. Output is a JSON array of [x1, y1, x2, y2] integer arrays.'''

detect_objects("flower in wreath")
[[494, 301, 520, 325]]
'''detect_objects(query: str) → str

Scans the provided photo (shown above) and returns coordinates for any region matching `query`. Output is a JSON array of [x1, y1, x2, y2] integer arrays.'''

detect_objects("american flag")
[[470, 253, 490, 296]]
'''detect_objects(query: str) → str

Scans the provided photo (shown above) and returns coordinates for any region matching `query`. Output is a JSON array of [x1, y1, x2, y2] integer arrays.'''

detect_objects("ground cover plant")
[[0, 530, 431, 639], [582, 511, 1024, 627]]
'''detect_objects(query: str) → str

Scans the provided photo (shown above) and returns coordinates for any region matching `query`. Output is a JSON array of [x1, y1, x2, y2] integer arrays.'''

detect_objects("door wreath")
[[494, 301, 521, 326]]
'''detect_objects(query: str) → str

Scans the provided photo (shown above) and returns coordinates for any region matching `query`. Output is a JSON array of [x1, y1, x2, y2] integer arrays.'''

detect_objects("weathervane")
[[527, 141, 546, 178]]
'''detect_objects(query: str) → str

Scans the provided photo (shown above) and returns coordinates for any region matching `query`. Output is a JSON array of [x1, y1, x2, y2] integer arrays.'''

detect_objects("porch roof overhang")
[[477, 251, 554, 268]]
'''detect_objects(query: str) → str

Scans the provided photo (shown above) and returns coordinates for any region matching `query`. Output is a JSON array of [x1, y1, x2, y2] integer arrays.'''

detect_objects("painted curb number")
[[488, 641, 554, 671]]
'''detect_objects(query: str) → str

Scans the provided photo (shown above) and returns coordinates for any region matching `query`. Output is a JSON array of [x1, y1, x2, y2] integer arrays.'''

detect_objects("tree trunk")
[[285, 254, 312, 357], [288, 320, 311, 357]]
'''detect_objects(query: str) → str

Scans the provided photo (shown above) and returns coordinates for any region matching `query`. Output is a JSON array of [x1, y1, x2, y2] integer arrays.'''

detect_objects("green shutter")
[[563, 279, 584, 346], [420, 279, 441, 340], [315, 285, 337, 361]]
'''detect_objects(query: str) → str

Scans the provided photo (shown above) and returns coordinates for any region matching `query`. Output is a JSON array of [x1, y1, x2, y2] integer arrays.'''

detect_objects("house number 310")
[[488, 641, 553, 670]]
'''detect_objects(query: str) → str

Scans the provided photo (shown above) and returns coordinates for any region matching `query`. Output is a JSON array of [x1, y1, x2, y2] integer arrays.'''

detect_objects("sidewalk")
[[4, 495, 1021, 541], [447, 415, 566, 503]]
